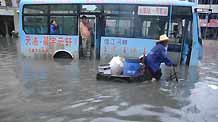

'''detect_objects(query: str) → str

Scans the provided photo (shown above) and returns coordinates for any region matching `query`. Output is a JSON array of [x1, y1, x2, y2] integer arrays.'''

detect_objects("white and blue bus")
[[19, 0, 203, 65]]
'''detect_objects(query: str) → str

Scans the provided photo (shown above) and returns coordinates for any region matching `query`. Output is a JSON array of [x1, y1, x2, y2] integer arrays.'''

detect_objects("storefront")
[[200, 19, 218, 39]]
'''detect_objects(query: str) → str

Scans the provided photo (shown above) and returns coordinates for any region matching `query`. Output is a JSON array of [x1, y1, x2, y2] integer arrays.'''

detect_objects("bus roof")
[[20, 0, 195, 7]]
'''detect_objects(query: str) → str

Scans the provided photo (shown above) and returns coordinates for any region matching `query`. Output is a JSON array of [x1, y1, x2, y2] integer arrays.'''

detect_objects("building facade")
[[197, 0, 218, 39], [0, 0, 19, 38]]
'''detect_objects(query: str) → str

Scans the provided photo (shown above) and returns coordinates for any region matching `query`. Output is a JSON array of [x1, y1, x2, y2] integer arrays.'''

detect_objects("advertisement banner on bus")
[[21, 35, 79, 58], [100, 37, 156, 60]]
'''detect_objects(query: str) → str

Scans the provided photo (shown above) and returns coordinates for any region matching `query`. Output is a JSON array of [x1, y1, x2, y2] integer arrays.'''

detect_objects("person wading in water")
[[80, 16, 91, 58], [146, 34, 177, 81]]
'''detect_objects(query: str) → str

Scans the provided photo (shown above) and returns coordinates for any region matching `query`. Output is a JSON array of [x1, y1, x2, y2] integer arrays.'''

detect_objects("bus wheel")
[[53, 50, 73, 59]]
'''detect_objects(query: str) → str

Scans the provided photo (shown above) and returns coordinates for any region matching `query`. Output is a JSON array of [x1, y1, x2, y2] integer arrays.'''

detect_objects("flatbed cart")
[[96, 72, 150, 83], [96, 57, 152, 83]]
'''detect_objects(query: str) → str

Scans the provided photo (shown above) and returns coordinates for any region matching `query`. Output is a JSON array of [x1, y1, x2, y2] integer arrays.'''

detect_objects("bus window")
[[49, 5, 78, 35], [140, 17, 168, 39], [105, 16, 134, 37], [134, 16, 168, 39], [23, 16, 48, 34], [23, 5, 49, 34], [50, 16, 77, 35], [104, 5, 135, 37], [23, 4, 78, 35], [135, 6, 169, 39]]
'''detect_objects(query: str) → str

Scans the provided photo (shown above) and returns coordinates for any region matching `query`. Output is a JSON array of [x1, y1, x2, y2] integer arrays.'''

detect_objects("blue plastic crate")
[[123, 58, 141, 76]]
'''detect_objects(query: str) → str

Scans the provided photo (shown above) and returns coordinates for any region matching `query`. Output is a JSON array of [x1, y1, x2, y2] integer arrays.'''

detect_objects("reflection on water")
[[0, 38, 218, 122]]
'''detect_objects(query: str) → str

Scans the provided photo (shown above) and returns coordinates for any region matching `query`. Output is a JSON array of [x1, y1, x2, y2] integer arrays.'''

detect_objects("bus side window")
[[104, 16, 133, 37], [137, 16, 168, 39], [23, 16, 48, 34], [50, 16, 77, 35]]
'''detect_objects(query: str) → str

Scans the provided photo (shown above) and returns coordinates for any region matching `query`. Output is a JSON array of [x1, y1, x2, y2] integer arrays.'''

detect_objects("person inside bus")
[[50, 19, 58, 34], [146, 34, 177, 81], [80, 15, 91, 58]]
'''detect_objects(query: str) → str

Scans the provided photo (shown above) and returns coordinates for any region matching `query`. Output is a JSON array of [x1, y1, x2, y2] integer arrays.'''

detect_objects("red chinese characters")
[[32, 37, 39, 46], [49, 37, 56, 47], [57, 37, 64, 46], [65, 37, 72, 47], [43, 36, 49, 46], [139, 7, 151, 15], [25, 36, 39, 46], [25, 36, 31, 45]]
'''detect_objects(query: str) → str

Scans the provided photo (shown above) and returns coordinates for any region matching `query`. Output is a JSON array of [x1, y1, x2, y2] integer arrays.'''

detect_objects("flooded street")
[[0, 38, 218, 122]]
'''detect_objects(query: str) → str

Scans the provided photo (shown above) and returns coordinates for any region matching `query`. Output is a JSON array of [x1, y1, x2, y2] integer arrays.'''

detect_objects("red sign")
[[138, 6, 168, 16], [200, 19, 218, 27]]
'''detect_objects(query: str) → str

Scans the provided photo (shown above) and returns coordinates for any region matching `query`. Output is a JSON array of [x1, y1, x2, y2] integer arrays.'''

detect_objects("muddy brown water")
[[0, 38, 218, 122]]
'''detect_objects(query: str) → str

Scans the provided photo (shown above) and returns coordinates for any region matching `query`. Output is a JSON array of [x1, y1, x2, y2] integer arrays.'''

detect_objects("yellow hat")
[[157, 34, 169, 42]]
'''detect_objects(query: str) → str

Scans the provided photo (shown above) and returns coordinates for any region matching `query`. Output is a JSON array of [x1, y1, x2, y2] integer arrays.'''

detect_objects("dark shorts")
[[143, 58, 162, 80], [147, 67, 162, 80], [143, 57, 162, 80]]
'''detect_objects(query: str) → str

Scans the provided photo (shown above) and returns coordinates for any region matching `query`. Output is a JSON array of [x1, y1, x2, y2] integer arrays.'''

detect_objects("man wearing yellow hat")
[[146, 34, 176, 80]]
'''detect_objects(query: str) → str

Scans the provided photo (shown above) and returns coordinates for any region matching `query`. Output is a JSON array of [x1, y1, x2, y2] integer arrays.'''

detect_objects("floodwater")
[[0, 38, 218, 122]]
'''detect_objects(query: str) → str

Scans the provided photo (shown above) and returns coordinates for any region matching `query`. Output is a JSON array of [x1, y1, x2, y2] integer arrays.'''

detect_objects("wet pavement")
[[0, 38, 218, 122]]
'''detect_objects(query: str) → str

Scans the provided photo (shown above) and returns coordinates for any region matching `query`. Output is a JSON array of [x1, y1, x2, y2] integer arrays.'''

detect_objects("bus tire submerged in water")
[[53, 50, 73, 59]]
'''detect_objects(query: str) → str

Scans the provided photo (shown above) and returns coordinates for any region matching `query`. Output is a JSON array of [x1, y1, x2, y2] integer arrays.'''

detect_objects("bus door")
[[79, 14, 103, 59], [168, 6, 193, 65], [79, 15, 96, 58], [168, 18, 193, 65]]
